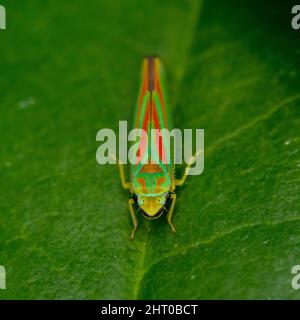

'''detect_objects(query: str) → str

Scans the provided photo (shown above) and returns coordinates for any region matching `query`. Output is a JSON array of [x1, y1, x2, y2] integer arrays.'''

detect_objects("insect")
[[118, 56, 196, 239]]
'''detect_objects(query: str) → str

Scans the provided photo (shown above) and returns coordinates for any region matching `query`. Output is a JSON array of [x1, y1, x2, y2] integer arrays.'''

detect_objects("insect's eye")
[[159, 196, 166, 205], [160, 192, 170, 205], [138, 198, 144, 206]]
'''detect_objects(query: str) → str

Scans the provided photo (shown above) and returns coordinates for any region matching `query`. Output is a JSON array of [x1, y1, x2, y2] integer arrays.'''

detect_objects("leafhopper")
[[118, 56, 198, 239]]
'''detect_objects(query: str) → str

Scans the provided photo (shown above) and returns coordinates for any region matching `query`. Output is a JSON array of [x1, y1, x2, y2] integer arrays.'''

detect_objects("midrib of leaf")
[[131, 0, 203, 300]]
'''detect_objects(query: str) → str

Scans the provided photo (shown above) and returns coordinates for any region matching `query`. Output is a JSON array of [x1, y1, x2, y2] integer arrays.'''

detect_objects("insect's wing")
[[149, 58, 173, 175], [131, 57, 173, 179], [130, 59, 151, 177]]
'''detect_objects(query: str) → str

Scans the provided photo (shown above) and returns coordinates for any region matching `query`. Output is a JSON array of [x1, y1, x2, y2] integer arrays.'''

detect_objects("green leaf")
[[0, 0, 299, 299]]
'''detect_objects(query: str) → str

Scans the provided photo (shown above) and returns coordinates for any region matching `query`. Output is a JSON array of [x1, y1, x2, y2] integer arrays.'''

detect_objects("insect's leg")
[[118, 162, 131, 189], [175, 150, 202, 186], [110, 153, 131, 189], [128, 198, 138, 240], [175, 167, 189, 186], [167, 194, 176, 234]]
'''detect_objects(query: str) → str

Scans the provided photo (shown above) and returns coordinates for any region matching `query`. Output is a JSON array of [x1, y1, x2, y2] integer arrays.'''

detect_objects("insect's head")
[[133, 193, 169, 219], [131, 168, 172, 218]]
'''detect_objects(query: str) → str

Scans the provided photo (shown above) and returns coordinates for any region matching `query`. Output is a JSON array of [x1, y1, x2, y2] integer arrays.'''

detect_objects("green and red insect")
[[118, 56, 195, 239]]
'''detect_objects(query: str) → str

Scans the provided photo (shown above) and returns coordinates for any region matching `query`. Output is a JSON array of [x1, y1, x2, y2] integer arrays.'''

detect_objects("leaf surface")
[[0, 0, 299, 299]]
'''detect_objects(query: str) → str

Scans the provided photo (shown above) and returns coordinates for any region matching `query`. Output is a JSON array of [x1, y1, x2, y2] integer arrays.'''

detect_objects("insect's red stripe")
[[142, 100, 150, 131], [135, 100, 150, 165], [154, 60, 168, 129], [152, 99, 167, 163]]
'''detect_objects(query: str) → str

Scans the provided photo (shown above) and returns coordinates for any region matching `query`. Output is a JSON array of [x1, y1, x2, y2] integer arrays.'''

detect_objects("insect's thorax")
[[131, 166, 171, 196]]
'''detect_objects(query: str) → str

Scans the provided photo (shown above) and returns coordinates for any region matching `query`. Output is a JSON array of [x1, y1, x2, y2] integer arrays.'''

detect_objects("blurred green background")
[[0, 0, 299, 299]]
